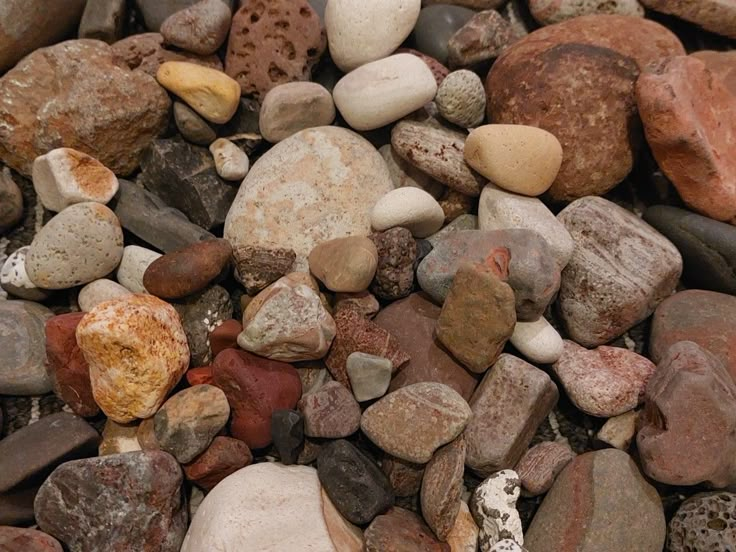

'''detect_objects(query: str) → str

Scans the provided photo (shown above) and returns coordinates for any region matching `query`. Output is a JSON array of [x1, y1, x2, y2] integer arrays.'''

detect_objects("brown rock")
[[516, 441, 575, 497], [112, 32, 222, 76], [183, 436, 253, 490], [421, 436, 466, 540], [439, 189, 474, 223], [691, 50, 736, 96], [308, 236, 378, 293], [225, 0, 326, 100], [160, 0, 232, 56], [259, 81, 336, 143], [381, 455, 426, 498], [0, 526, 63, 551], [396, 48, 449, 87], [298, 381, 361, 438], [0, 39, 171, 177], [209, 319, 242, 357], [637, 56, 736, 224], [136, 417, 160, 451], [365, 507, 451, 552], [369, 227, 417, 301], [98, 419, 141, 456], [640, 0, 736, 38], [0, 168, 23, 234], [334, 291, 380, 319], [447, 9, 514, 69], [232, 244, 296, 295]]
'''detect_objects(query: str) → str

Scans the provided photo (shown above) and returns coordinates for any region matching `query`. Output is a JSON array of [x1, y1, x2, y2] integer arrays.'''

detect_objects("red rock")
[[298, 381, 361, 439], [183, 436, 253, 490], [421, 436, 466, 540], [186, 365, 213, 386], [691, 50, 736, 96], [334, 291, 380, 319], [395, 48, 449, 86], [225, 0, 326, 100], [381, 455, 425, 498], [637, 56, 736, 224], [637, 341, 736, 488], [210, 319, 243, 357], [364, 507, 451, 552], [640, 0, 736, 39], [211, 348, 302, 449], [516, 441, 575, 497], [45, 313, 99, 417], [447, 9, 514, 68], [0, 526, 63, 551]]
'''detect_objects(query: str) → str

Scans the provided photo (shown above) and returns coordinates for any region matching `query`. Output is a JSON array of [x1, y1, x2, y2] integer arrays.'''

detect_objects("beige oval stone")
[[371, 187, 445, 238], [465, 124, 563, 196], [78, 279, 132, 311], [308, 236, 378, 293], [259, 82, 336, 143]]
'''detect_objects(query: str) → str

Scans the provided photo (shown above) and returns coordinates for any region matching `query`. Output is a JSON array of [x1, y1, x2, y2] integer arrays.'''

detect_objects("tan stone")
[[597, 410, 638, 450], [308, 236, 378, 293], [259, 82, 336, 143], [99, 419, 142, 456], [447, 501, 480, 552], [322, 489, 364, 552]]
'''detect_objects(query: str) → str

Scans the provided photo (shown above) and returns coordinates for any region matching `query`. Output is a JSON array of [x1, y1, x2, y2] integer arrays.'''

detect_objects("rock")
[[516, 441, 575, 497], [465, 354, 558, 477], [35, 451, 187, 552], [346, 352, 392, 402], [211, 348, 301, 448], [271, 410, 304, 465], [160, 0, 231, 55], [369, 228, 417, 301], [435, 70, 486, 128], [209, 319, 242, 357], [143, 239, 231, 299], [422, 437, 466, 540], [117, 245, 162, 293], [76, 294, 190, 423], [471, 470, 523, 550], [439, 189, 474, 223], [321, 489, 365, 552], [447, 9, 514, 69], [596, 410, 638, 450], [135, 0, 234, 31], [365, 507, 451, 551], [427, 214, 478, 245], [668, 492, 736, 552], [0, 300, 53, 395], [174, 102, 216, 146], [183, 436, 252, 490], [309, 236, 378, 292], [397, 48, 450, 87], [318, 439, 394, 525], [414, 5, 476, 65], [0, 247, 48, 301], [692, 50, 736, 96], [259, 82, 336, 143], [0, 527, 63, 552], [333, 54, 437, 131], [510, 317, 564, 365], [78, 279, 132, 311], [529, 0, 644, 25], [78, 0, 126, 43], [225, 0, 325, 100], [172, 285, 233, 366], [98, 419, 142, 456], [0, 168, 23, 234], [380, 144, 445, 200], [491, 539, 527, 552], [637, 341, 736, 488], [524, 449, 665, 552], [361, 382, 472, 463], [325, 0, 420, 72], [0, 40, 170, 177], [225, 127, 393, 271], [0, 412, 99, 526], [136, 418, 161, 451], [112, 32, 222, 76], [334, 291, 380, 319], [298, 381, 361, 438], [371, 188, 444, 238], [637, 56, 736, 224], [392, 121, 485, 197], [209, 139, 249, 181], [45, 313, 99, 417], [447, 501, 480, 552], [640, 0, 736, 38], [381, 456, 425, 498]]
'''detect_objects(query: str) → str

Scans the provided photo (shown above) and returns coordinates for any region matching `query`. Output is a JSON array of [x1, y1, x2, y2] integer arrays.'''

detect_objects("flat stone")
[[413, 5, 476, 65], [98, 419, 142, 456], [371, 187, 444, 238], [78, 0, 126, 43], [346, 352, 392, 402], [231, 245, 296, 295], [369, 227, 417, 301], [309, 236, 378, 292], [447, 9, 514, 69], [298, 381, 361, 438], [596, 410, 638, 450], [117, 245, 162, 293], [183, 436, 252, 490], [640, 0, 736, 38], [668, 492, 736, 552], [0, 167, 23, 234], [516, 441, 575, 497], [161, 0, 231, 55], [421, 437, 466, 540], [436, 69, 486, 128], [510, 317, 564, 365], [259, 82, 336, 143], [271, 409, 304, 465], [0, 247, 47, 301], [174, 102, 216, 146], [77, 279, 132, 311], [112, 32, 223, 76], [529, 0, 644, 24], [0, 526, 63, 552], [471, 470, 523, 550]]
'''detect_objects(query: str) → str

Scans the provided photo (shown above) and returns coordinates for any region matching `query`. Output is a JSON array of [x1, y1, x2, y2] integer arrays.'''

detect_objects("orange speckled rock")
[[76, 294, 190, 423]]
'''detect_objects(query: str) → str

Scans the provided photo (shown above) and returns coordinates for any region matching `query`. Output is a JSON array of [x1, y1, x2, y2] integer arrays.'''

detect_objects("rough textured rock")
[[640, 0, 736, 38], [160, 0, 231, 55], [447, 9, 514, 69], [668, 492, 736, 552], [471, 470, 523, 550], [299, 381, 361, 438], [112, 32, 222, 76], [365, 507, 451, 552], [516, 441, 575, 497], [421, 437, 466, 540], [183, 436, 252, 490], [381, 455, 425, 498], [271, 409, 304, 465], [0, 526, 63, 551], [529, 0, 644, 25], [435, 69, 486, 128], [369, 228, 417, 301]]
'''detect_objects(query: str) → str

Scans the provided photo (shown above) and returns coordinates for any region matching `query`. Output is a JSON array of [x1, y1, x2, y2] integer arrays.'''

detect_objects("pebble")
[[557, 196, 682, 347], [298, 381, 361, 438], [77, 279, 132, 311], [333, 54, 437, 131], [465, 354, 558, 477], [0, 300, 53, 395], [641, 0, 736, 38], [161, 0, 231, 55], [35, 450, 187, 552], [208, 139, 249, 181], [361, 382, 472, 464], [346, 352, 392, 402], [421, 436, 466, 540], [516, 441, 575, 497], [78, 0, 126, 43], [529, 0, 644, 25], [183, 436, 252, 490], [380, 144, 445, 200], [365, 507, 450, 551], [0, 247, 48, 301], [524, 449, 665, 552], [381, 455, 425, 498], [0, 526, 63, 551], [259, 82, 336, 143], [325, 0, 420, 72], [668, 492, 736, 552], [447, 501, 480, 552], [435, 69, 486, 128], [117, 245, 162, 294], [211, 348, 302, 449], [447, 9, 514, 69], [271, 409, 304, 465], [174, 102, 217, 146], [637, 341, 736, 488], [174, 286, 232, 366], [510, 317, 564, 365], [471, 470, 523, 550], [368, 227, 417, 301], [371, 187, 445, 238], [413, 5, 476, 65], [596, 409, 638, 450], [0, 168, 23, 234], [112, 32, 224, 76], [98, 419, 142, 456], [232, 245, 296, 294], [135, 0, 233, 31], [76, 294, 190, 423], [308, 236, 378, 293]]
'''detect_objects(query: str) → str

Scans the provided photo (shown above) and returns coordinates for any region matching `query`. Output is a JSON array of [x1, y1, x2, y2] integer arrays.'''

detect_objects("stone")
[[117, 245, 162, 294], [596, 410, 638, 450], [529, 0, 644, 25], [172, 285, 233, 366], [510, 317, 564, 365], [321, 489, 365, 552], [465, 354, 558, 477], [209, 139, 249, 181], [397, 48, 450, 87], [334, 291, 380, 319], [447, 501, 480, 552], [557, 197, 682, 347], [98, 420, 142, 456], [423, 0, 507, 7], [371, 188, 445, 238], [78, 279, 132, 311], [491, 540, 527, 552], [471, 470, 523, 550], [668, 492, 736, 552], [136, 418, 161, 451], [524, 449, 665, 552], [309, 236, 378, 292], [325, 307, 410, 389], [361, 382, 472, 463], [325, 0, 421, 72], [232, 245, 296, 294], [333, 54, 437, 131], [183, 436, 252, 490], [436, 70, 486, 128], [381, 455, 425, 498], [0, 300, 53, 395], [640, 0, 736, 38], [211, 348, 302, 448], [209, 319, 242, 357], [112, 32, 223, 76], [271, 409, 304, 465], [552, 340, 655, 417], [78, 0, 126, 43], [181, 463, 339, 551], [299, 381, 361, 438], [637, 341, 736, 488], [638, 56, 736, 224], [224, 127, 393, 271], [392, 121, 485, 197], [422, 437, 466, 540], [516, 441, 575, 497], [380, 144, 445, 200], [45, 313, 99, 417], [76, 294, 190, 423], [346, 352, 392, 402], [439, 189, 473, 223], [365, 507, 451, 551], [414, 5, 476, 66], [135, 0, 234, 31], [238, 273, 336, 361], [0, 247, 48, 301], [225, 0, 325, 100], [427, 213, 478, 246], [369, 227, 417, 301], [259, 82, 336, 143], [35, 451, 187, 552], [0, 168, 22, 234], [447, 9, 514, 69], [0, 40, 170, 177], [0, 527, 62, 551], [174, 102, 216, 146], [161, 0, 231, 55], [154, 385, 230, 463], [692, 50, 736, 97]]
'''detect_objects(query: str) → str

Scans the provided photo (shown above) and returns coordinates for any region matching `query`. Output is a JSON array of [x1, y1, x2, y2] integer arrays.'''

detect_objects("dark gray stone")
[[644, 205, 736, 295], [271, 409, 304, 465], [172, 285, 233, 366], [413, 5, 476, 65], [174, 102, 216, 146], [139, 137, 237, 230], [78, 0, 126, 43], [317, 439, 395, 526], [307, 0, 327, 22], [135, 0, 233, 31], [415, 239, 433, 269]]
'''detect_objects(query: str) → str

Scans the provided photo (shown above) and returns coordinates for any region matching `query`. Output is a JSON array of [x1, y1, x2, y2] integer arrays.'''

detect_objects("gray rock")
[[135, 0, 233, 31], [414, 5, 476, 65], [174, 102, 217, 146], [427, 213, 478, 246], [668, 492, 736, 552], [346, 352, 392, 402], [78, 0, 127, 43], [161, 0, 232, 56], [271, 409, 304, 465], [172, 285, 233, 366]]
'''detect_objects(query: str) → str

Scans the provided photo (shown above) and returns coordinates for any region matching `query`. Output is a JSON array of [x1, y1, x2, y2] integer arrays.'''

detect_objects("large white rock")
[[471, 469, 523, 551], [325, 0, 421, 72]]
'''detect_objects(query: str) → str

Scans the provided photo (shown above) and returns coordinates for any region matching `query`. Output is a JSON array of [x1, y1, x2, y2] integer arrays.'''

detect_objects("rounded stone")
[[413, 5, 476, 65], [298, 381, 361, 439], [371, 187, 445, 238], [436, 69, 486, 128], [183, 436, 253, 490], [160, 0, 232, 55], [209, 138, 249, 181], [529, 0, 644, 25], [510, 317, 564, 365], [0, 167, 23, 233], [668, 492, 736, 552], [174, 102, 216, 146], [640, 0, 736, 38], [0, 526, 63, 551], [259, 82, 336, 144], [308, 236, 378, 293], [116, 245, 162, 294], [77, 279, 132, 311], [0, 247, 49, 301]]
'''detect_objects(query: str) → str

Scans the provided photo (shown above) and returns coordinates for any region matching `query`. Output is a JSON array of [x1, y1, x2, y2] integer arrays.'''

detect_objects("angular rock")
[[334, 291, 380, 319], [447, 9, 514, 69], [471, 470, 523, 550], [299, 381, 361, 438], [78, 0, 127, 43], [259, 82, 336, 143], [231, 244, 296, 295], [596, 410, 638, 450], [309, 236, 378, 293], [369, 227, 417, 301], [414, 5, 476, 65], [1, 247, 48, 301], [78, 279, 132, 311], [271, 409, 304, 465], [447, 501, 480, 552], [516, 441, 575, 497], [640, 0, 736, 38], [112, 32, 222, 76], [421, 437, 466, 540], [0, 168, 23, 235], [172, 285, 233, 366], [183, 436, 252, 490], [346, 352, 392, 402], [161, 0, 231, 55], [0, 526, 63, 552], [668, 492, 736, 552]]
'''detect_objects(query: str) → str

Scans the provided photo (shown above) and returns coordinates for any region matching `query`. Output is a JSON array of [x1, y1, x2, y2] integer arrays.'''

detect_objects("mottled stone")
[[365, 507, 451, 551], [668, 492, 736, 552], [369, 227, 417, 301], [692, 50, 736, 96], [640, 0, 736, 38], [0, 247, 47, 301], [98, 419, 142, 456], [471, 470, 523, 550], [271, 409, 304, 465], [422, 437, 466, 540], [0, 168, 23, 234], [381, 456, 425, 498], [183, 436, 252, 490], [298, 381, 361, 438], [334, 291, 380, 319], [414, 5, 476, 65], [516, 441, 575, 497], [447, 9, 514, 68], [112, 32, 222, 76], [172, 285, 233, 366], [161, 0, 231, 55], [232, 245, 295, 295]]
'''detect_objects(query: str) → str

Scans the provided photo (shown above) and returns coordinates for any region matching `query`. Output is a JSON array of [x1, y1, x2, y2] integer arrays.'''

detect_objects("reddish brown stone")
[[210, 319, 243, 357], [395, 48, 449, 87], [183, 436, 253, 490], [421, 436, 466, 540], [516, 441, 575, 497], [364, 507, 451, 552], [212, 348, 302, 449], [637, 56, 736, 224], [232, 245, 296, 295], [225, 0, 326, 100], [640, 0, 736, 39], [381, 455, 425, 498], [369, 227, 417, 301], [691, 50, 736, 97], [0, 526, 63, 551], [447, 9, 514, 68], [297, 381, 361, 439], [186, 365, 214, 386], [136, 418, 160, 451]]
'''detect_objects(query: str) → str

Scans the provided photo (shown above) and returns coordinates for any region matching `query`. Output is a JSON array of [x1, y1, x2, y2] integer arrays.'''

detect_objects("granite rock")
[[183, 436, 252, 491]]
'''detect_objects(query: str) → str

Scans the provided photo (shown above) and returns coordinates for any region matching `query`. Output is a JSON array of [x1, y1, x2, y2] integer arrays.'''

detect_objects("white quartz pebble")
[[209, 138, 249, 181], [371, 187, 445, 238], [116, 245, 161, 294], [510, 317, 564, 364]]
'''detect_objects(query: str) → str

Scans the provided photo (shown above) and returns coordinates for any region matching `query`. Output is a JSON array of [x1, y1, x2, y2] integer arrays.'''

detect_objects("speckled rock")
[[365, 507, 451, 551], [381, 455, 425, 498], [529, 0, 644, 25], [516, 441, 575, 497], [232, 245, 296, 294], [413, 5, 476, 66], [0, 526, 63, 551], [160, 0, 231, 55], [117, 245, 162, 294], [299, 381, 361, 438], [668, 492, 736, 552], [436, 70, 486, 128], [334, 291, 380, 319], [447, 9, 514, 69], [369, 228, 417, 301], [183, 436, 252, 491], [640, 0, 736, 38], [421, 437, 466, 540], [112, 32, 222, 76], [0, 167, 23, 234], [309, 236, 378, 293], [0, 247, 48, 301], [78, 279, 132, 311], [471, 470, 523, 550]]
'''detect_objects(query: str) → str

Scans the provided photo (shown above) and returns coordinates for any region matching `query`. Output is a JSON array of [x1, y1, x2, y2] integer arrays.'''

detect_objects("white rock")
[[491, 539, 527, 552], [78, 279, 133, 311], [596, 409, 638, 450], [371, 187, 445, 238], [325, 0, 421, 72], [32, 147, 119, 212], [333, 54, 437, 131], [510, 317, 564, 364], [471, 469, 523, 551], [209, 138, 249, 181], [116, 245, 162, 294], [0, 247, 48, 301], [379, 144, 445, 200], [479, 183, 574, 269], [346, 352, 392, 402], [181, 463, 340, 552]]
